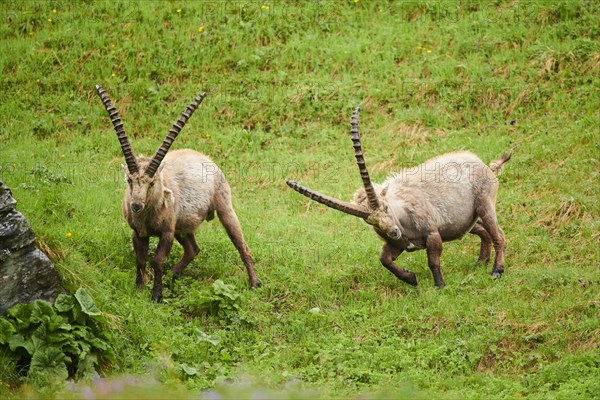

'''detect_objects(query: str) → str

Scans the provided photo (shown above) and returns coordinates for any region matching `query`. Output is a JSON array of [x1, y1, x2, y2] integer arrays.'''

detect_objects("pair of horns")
[[286, 107, 381, 220], [95, 84, 206, 177]]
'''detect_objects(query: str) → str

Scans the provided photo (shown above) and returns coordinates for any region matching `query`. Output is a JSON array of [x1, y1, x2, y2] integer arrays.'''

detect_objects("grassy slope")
[[0, 1, 598, 398]]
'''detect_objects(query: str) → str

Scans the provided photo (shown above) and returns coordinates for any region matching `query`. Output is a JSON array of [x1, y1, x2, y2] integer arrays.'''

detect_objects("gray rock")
[[0, 248, 61, 314], [0, 178, 17, 214], [0, 210, 36, 252], [0, 180, 62, 315]]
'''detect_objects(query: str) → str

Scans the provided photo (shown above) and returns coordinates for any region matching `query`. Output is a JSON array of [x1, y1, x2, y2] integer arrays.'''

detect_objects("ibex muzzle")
[[287, 108, 511, 288], [96, 85, 260, 302]]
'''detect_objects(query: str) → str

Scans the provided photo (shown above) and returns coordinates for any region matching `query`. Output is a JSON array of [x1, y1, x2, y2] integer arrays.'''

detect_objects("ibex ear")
[[163, 188, 174, 207], [121, 164, 129, 183], [156, 162, 165, 179], [380, 184, 389, 198]]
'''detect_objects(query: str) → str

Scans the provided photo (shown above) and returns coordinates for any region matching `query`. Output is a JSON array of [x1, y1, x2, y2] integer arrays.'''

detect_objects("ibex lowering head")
[[287, 108, 511, 288], [96, 85, 260, 302]]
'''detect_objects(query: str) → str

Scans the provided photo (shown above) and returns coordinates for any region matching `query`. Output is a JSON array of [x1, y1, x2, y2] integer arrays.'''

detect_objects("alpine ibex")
[[287, 108, 511, 288], [96, 85, 260, 302]]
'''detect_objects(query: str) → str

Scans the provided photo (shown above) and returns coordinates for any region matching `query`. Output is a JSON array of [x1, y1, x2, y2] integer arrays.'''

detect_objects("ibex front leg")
[[132, 231, 149, 289], [379, 243, 417, 286], [151, 230, 174, 302]]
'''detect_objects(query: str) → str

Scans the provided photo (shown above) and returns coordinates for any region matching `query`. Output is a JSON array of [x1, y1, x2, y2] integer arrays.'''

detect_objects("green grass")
[[1, 0, 599, 398]]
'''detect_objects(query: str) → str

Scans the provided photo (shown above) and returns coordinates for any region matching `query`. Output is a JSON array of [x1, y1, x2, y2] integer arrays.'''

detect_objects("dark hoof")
[[172, 273, 180, 282], [151, 291, 163, 303], [403, 272, 418, 286], [491, 270, 503, 278], [435, 283, 446, 289], [250, 279, 262, 289]]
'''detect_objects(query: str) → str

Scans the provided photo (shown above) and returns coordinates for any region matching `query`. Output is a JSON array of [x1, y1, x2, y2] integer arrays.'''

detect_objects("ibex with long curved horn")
[[287, 108, 511, 288], [96, 85, 260, 302]]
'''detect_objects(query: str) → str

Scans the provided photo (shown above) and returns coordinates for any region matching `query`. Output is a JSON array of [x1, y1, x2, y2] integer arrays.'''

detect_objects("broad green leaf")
[[74, 288, 101, 316], [76, 353, 98, 378], [71, 301, 83, 322], [178, 363, 200, 376], [9, 333, 45, 356], [72, 326, 91, 340], [6, 303, 33, 330], [30, 300, 55, 324], [76, 341, 91, 359], [88, 337, 109, 351], [54, 294, 74, 313], [195, 329, 221, 346], [8, 333, 27, 352], [0, 318, 16, 344], [46, 314, 68, 332], [46, 331, 74, 346], [30, 347, 70, 381]]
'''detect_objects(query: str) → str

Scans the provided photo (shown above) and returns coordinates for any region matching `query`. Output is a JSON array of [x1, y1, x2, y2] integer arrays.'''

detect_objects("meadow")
[[0, 1, 598, 398]]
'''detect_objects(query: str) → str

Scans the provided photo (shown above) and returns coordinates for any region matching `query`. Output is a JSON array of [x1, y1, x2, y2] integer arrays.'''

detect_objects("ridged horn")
[[95, 84, 138, 174], [146, 92, 206, 177], [286, 180, 371, 219], [350, 107, 380, 210]]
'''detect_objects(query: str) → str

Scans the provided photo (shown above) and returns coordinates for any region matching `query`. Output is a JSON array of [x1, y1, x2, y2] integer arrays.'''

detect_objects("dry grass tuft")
[[37, 236, 64, 262], [539, 56, 559, 77], [538, 198, 592, 234]]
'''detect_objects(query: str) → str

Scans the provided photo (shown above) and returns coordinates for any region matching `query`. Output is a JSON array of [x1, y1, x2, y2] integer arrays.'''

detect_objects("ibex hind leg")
[[216, 201, 261, 288], [476, 200, 506, 278], [172, 233, 200, 280], [470, 221, 492, 265], [379, 243, 417, 286]]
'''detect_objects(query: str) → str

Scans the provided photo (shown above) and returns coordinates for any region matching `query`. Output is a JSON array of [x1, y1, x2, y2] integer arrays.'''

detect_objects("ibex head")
[[95, 84, 205, 214], [287, 108, 402, 240]]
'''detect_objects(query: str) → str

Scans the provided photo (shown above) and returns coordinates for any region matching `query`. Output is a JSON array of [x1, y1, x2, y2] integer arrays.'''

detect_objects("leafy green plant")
[[176, 280, 255, 326], [0, 288, 115, 386]]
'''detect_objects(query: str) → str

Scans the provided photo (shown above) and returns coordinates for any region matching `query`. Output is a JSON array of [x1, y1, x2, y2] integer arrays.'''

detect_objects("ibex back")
[[287, 108, 511, 288], [96, 85, 260, 302]]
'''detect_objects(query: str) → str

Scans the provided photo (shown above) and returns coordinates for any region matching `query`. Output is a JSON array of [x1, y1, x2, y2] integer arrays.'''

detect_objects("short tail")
[[489, 151, 512, 176]]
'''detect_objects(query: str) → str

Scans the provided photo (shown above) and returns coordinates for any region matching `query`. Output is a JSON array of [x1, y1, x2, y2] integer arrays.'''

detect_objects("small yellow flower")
[[47, 18, 52, 22], [111, 43, 116, 48], [28, 32, 34, 35], [61, 154, 65, 159], [261, 5, 269, 10], [52, 9, 57, 13], [427, 49, 432, 54], [111, 72, 116, 77], [354, 0, 360, 3], [36, 79, 40, 83], [66, 232, 72, 238], [198, 25, 204, 33], [177, 8, 182, 13]]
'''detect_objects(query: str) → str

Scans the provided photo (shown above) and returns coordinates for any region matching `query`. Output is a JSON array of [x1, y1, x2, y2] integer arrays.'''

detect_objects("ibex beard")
[[287, 107, 511, 289], [96, 85, 260, 302]]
